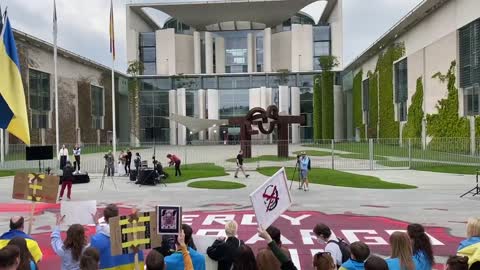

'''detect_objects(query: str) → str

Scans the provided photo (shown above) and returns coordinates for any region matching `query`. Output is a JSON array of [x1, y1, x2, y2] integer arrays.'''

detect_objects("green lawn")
[[187, 180, 246, 189], [226, 155, 295, 163], [293, 150, 331, 157], [257, 166, 416, 189], [378, 160, 479, 175], [164, 163, 228, 183], [0, 170, 17, 177]]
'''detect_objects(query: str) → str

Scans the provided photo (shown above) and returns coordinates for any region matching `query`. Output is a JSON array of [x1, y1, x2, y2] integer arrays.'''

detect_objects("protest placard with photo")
[[157, 205, 182, 235], [250, 167, 292, 228]]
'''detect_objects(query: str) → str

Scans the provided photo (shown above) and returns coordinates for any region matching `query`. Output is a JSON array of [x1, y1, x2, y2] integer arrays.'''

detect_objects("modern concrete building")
[[343, 0, 480, 141], [126, 0, 344, 145], [5, 29, 129, 146]]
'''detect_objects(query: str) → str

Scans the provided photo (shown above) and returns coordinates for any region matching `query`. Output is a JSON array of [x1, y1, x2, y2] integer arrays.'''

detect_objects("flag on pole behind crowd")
[[109, 0, 115, 59], [250, 167, 292, 228], [0, 13, 30, 145]]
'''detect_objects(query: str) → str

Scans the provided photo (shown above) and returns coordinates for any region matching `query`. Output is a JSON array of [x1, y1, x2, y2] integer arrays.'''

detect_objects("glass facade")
[[300, 74, 314, 140], [256, 32, 264, 72], [460, 19, 480, 116], [29, 69, 50, 129], [139, 79, 171, 142], [90, 85, 104, 129], [394, 58, 408, 121], [139, 32, 156, 75], [313, 25, 331, 70]]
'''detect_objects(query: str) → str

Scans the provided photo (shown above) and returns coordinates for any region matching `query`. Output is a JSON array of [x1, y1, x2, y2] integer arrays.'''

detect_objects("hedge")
[[368, 71, 378, 138], [313, 75, 322, 140], [321, 71, 334, 139], [353, 70, 364, 139], [402, 77, 424, 139]]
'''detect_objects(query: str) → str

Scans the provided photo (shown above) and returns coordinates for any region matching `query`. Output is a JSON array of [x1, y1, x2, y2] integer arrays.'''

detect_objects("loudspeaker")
[[26, 146, 54, 161]]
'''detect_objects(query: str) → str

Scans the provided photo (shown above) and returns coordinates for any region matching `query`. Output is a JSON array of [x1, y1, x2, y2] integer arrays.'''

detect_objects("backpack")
[[328, 238, 351, 264]]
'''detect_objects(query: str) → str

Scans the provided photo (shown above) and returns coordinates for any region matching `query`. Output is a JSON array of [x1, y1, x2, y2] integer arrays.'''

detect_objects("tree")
[[126, 60, 144, 146], [318, 56, 338, 139]]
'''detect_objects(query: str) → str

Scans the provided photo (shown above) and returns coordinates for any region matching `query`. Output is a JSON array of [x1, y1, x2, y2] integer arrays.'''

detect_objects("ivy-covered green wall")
[[313, 75, 322, 140], [321, 71, 334, 139], [353, 70, 364, 138], [367, 71, 378, 138], [376, 43, 405, 138], [402, 77, 424, 139]]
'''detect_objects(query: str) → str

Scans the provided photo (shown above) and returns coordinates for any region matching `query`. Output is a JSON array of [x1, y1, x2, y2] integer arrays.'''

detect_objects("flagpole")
[[112, 56, 116, 157], [53, 0, 59, 157], [1, 129, 4, 165]]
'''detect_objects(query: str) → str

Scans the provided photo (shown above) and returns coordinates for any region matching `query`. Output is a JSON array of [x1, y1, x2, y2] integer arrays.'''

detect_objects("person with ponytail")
[[386, 232, 416, 270], [407, 224, 434, 270]]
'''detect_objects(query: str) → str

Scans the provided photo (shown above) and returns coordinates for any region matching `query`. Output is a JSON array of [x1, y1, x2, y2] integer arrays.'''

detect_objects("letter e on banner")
[[249, 167, 292, 228]]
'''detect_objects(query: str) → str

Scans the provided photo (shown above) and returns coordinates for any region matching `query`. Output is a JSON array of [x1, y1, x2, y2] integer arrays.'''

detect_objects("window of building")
[[29, 69, 50, 129], [90, 85, 104, 129], [460, 19, 480, 113], [313, 25, 331, 70], [362, 78, 369, 125], [219, 89, 249, 119], [300, 87, 313, 140], [139, 32, 156, 75], [256, 34, 264, 72], [394, 58, 408, 121], [163, 18, 193, 35]]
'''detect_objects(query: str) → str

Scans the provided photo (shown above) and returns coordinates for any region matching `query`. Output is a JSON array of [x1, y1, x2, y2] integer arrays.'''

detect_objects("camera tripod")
[[460, 170, 480, 198], [289, 158, 304, 190], [100, 161, 118, 191]]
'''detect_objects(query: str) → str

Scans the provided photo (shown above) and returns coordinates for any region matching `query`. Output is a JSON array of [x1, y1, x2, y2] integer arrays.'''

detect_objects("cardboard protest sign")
[[12, 173, 59, 203], [61, 200, 96, 225], [110, 211, 162, 256], [192, 235, 218, 270], [250, 167, 292, 228]]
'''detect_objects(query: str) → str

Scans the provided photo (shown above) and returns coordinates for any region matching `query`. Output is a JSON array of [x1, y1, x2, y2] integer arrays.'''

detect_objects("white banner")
[[60, 200, 97, 225], [250, 167, 292, 228]]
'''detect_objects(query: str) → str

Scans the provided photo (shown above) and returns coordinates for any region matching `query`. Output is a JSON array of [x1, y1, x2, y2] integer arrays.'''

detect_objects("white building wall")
[[177, 88, 187, 145], [291, 87, 300, 143], [249, 88, 261, 109], [126, 30, 139, 63], [407, 49, 425, 109], [215, 36, 226, 74], [156, 29, 176, 75], [175, 34, 194, 74], [271, 31, 291, 71], [207, 89, 219, 141], [328, 0, 343, 69], [247, 33, 254, 73], [278, 86, 290, 115], [333, 85, 344, 140], [263, 28, 272, 72], [126, 7, 154, 64], [205, 32, 214, 74], [194, 31, 201, 74], [198, 89, 206, 140], [169, 90, 177, 145], [291, 24, 313, 72]]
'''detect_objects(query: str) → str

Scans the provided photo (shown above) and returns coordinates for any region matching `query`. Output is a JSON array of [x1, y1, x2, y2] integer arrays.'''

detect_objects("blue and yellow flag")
[[0, 15, 30, 145]]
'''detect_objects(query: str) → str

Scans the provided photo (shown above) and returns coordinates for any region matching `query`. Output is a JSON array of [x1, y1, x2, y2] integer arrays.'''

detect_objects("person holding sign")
[[164, 224, 205, 270], [257, 227, 296, 270], [0, 216, 43, 263], [51, 214, 88, 270]]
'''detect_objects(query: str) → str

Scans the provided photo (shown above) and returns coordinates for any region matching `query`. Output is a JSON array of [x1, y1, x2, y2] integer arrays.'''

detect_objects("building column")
[[303, 24, 314, 71], [247, 33, 254, 73], [194, 31, 201, 74], [291, 87, 300, 143], [249, 88, 261, 109], [263, 28, 272, 72], [176, 88, 186, 145], [169, 90, 177, 145], [198, 89, 206, 140], [205, 32, 213, 74], [262, 87, 273, 142], [215, 36, 225, 74], [207, 89, 219, 141], [333, 85, 344, 140], [278, 85, 290, 114]]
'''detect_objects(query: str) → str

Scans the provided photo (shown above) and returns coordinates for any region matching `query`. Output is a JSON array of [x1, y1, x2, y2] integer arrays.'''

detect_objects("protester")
[[90, 204, 144, 269], [446, 256, 469, 270], [167, 154, 182, 177], [232, 245, 257, 270], [257, 227, 296, 270], [364, 256, 388, 270], [407, 223, 434, 270], [457, 217, 480, 269], [386, 232, 415, 270], [146, 250, 165, 270], [59, 144, 69, 170], [313, 223, 343, 267], [59, 161, 74, 201], [339, 241, 370, 270], [0, 216, 43, 262], [73, 144, 81, 174], [234, 150, 249, 179], [125, 148, 132, 175], [313, 252, 336, 270], [79, 247, 100, 270], [299, 152, 310, 191], [256, 226, 291, 270], [207, 220, 243, 270], [51, 214, 88, 270], [164, 227, 196, 270], [105, 151, 115, 176], [6, 237, 37, 270], [0, 245, 20, 270]]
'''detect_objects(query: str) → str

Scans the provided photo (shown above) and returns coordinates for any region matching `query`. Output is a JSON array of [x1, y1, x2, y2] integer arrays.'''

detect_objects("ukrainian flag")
[[457, 237, 480, 268], [0, 15, 30, 145]]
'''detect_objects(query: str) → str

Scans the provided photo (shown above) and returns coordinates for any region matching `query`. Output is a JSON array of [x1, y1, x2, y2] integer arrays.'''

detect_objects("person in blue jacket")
[[407, 224, 434, 270], [90, 204, 144, 270], [165, 224, 206, 270], [340, 241, 370, 270], [386, 232, 416, 270]]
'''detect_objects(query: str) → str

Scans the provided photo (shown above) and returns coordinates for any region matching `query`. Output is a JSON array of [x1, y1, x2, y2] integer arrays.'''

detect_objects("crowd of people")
[[0, 209, 478, 270]]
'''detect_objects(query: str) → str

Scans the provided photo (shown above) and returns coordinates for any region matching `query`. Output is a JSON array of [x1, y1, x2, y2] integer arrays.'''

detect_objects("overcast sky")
[[2, 0, 422, 73]]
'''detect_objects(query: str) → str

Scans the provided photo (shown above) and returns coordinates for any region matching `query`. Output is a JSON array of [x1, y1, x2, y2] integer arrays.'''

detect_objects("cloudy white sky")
[[2, 0, 422, 73]]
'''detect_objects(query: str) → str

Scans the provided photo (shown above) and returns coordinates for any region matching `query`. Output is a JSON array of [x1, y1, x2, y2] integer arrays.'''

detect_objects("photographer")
[[104, 151, 115, 176], [167, 154, 182, 177], [299, 152, 311, 191]]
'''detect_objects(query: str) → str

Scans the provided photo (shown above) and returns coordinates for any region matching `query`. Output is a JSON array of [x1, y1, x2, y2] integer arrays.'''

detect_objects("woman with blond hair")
[[207, 220, 243, 270], [457, 217, 480, 269], [386, 232, 416, 270]]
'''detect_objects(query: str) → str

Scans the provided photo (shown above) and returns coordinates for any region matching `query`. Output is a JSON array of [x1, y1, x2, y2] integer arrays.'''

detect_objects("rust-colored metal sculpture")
[[229, 105, 305, 158]]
